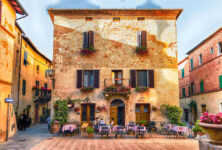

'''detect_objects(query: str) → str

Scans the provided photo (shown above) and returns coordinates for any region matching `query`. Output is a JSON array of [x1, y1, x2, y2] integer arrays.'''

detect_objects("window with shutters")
[[200, 80, 204, 93], [182, 88, 185, 97], [182, 68, 185, 78], [219, 75, 222, 89], [191, 82, 194, 94], [130, 70, 154, 88], [83, 31, 94, 48], [218, 41, 222, 55], [137, 31, 147, 47], [190, 58, 193, 70], [22, 80, 26, 95], [188, 86, 191, 96], [77, 70, 99, 88], [135, 104, 150, 124], [112, 70, 123, 86], [24, 51, 28, 66], [199, 54, 203, 65]]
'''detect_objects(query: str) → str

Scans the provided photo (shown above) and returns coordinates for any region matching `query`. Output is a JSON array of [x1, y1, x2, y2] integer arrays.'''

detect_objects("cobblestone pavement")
[[0, 124, 53, 150], [31, 134, 199, 150]]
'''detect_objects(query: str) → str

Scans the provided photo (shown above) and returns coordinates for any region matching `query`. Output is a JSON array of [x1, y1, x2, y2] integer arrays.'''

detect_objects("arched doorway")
[[110, 99, 125, 126]]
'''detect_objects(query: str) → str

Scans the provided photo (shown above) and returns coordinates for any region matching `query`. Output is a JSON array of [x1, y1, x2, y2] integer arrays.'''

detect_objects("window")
[[85, 17, 93, 21], [135, 104, 150, 124], [45, 70, 47, 78], [190, 58, 193, 70], [81, 104, 95, 123], [24, 51, 28, 66], [83, 71, 94, 88], [36, 65, 39, 74], [182, 88, 186, 97], [219, 75, 222, 89], [77, 70, 99, 88], [210, 47, 214, 54], [130, 70, 154, 88], [200, 80, 204, 93], [182, 68, 185, 78], [191, 82, 194, 94], [22, 80, 26, 95], [83, 31, 94, 48], [188, 86, 191, 96], [137, 17, 145, 21], [199, 54, 202, 65], [219, 102, 222, 112], [137, 70, 148, 87], [201, 105, 207, 113], [112, 70, 123, 86], [18, 32, 21, 44], [113, 17, 120, 22], [44, 83, 47, 89], [137, 31, 147, 47], [35, 81, 39, 96], [218, 41, 222, 55]]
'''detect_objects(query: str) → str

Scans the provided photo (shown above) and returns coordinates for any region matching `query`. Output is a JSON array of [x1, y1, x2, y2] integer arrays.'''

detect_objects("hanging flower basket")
[[135, 87, 148, 92], [96, 105, 108, 112], [74, 107, 80, 112], [81, 47, 96, 55], [80, 87, 94, 92], [136, 46, 148, 54]]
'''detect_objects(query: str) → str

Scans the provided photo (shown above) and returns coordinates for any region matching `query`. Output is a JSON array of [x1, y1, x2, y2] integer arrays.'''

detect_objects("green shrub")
[[192, 120, 203, 133], [53, 100, 68, 125], [160, 104, 183, 125], [86, 126, 94, 133], [139, 120, 146, 125], [178, 121, 186, 126]]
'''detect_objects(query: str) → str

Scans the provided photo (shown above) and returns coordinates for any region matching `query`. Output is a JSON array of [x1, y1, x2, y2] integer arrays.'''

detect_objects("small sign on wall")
[[5, 98, 13, 103]]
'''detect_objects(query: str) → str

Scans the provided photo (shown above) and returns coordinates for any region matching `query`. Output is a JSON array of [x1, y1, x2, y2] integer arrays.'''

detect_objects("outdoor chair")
[[80, 123, 89, 137], [135, 126, 146, 138], [114, 125, 125, 138], [127, 122, 136, 135], [100, 126, 110, 138], [148, 121, 157, 133]]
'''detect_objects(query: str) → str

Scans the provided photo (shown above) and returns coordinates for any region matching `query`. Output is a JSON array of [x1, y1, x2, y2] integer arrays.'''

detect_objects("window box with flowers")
[[103, 86, 131, 100], [135, 87, 148, 92], [198, 112, 222, 145], [136, 46, 148, 55], [81, 47, 96, 55], [80, 87, 94, 92], [32, 85, 39, 90]]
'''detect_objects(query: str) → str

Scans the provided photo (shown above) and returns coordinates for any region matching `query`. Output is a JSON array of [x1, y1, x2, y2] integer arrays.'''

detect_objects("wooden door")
[[135, 104, 150, 123], [81, 104, 95, 124], [35, 104, 39, 123], [110, 106, 118, 125]]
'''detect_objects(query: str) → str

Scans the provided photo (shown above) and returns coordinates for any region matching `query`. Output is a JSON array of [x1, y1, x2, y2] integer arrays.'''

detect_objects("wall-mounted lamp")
[[47, 69, 55, 80]]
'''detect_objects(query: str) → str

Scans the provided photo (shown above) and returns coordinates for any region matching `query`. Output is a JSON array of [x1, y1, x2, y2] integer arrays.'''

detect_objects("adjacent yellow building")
[[0, 0, 27, 143]]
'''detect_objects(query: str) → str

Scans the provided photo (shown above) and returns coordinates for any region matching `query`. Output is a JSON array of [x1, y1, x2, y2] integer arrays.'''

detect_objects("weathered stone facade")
[[49, 9, 182, 125]]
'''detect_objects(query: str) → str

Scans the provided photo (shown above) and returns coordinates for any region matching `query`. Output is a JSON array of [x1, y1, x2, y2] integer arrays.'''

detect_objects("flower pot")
[[141, 124, 145, 127], [87, 133, 94, 138], [51, 124, 61, 134], [199, 122, 222, 145]]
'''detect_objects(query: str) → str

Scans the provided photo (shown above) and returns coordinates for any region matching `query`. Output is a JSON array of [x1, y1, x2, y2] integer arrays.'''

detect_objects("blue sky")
[[18, 0, 222, 62]]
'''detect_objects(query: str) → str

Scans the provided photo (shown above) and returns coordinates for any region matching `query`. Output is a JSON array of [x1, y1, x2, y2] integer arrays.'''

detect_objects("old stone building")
[[179, 27, 222, 123], [48, 9, 182, 126], [0, 0, 27, 142]]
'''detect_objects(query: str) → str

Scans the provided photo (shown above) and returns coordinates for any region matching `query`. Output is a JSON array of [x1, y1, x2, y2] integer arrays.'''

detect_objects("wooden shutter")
[[137, 31, 141, 47], [220, 75, 222, 89], [182, 68, 184, 78], [22, 80, 26, 95], [89, 31, 94, 47], [130, 70, 136, 88], [83, 32, 88, 48], [94, 70, 99, 88], [148, 70, 154, 88], [77, 70, 82, 88], [24, 52, 27, 65], [200, 81, 204, 92], [141, 31, 147, 47], [183, 88, 186, 97], [191, 58, 193, 70]]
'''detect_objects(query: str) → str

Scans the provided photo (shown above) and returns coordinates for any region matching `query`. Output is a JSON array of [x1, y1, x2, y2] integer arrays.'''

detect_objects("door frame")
[[110, 99, 125, 126], [80, 103, 95, 124]]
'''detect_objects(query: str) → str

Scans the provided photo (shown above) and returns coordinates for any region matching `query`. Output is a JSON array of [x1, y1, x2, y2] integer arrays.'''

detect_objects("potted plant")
[[198, 112, 222, 145], [192, 120, 204, 137], [80, 87, 94, 92], [51, 120, 61, 134], [81, 47, 96, 55], [136, 46, 148, 54], [152, 105, 158, 111], [74, 107, 80, 112], [86, 126, 94, 138], [139, 120, 146, 126], [135, 87, 148, 92], [32, 85, 39, 90]]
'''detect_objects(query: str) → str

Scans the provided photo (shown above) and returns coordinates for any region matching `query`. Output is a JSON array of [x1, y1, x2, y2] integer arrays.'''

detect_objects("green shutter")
[[200, 80, 204, 93], [182, 68, 185, 78], [219, 75, 222, 89], [191, 58, 193, 70], [182, 88, 186, 97]]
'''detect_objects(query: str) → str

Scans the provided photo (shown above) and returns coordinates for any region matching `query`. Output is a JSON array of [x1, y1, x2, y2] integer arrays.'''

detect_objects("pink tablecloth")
[[126, 125, 136, 131], [99, 126, 111, 133], [173, 126, 188, 133], [133, 126, 146, 132], [165, 124, 174, 130], [113, 126, 125, 132], [62, 124, 76, 133]]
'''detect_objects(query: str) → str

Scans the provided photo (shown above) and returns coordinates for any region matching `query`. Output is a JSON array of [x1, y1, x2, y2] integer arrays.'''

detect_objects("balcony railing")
[[33, 90, 51, 103], [103, 78, 131, 100]]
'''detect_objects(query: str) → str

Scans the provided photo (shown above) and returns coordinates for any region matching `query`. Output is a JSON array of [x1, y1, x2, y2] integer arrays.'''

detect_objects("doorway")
[[81, 104, 95, 124], [35, 104, 39, 123], [110, 99, 125, 126]]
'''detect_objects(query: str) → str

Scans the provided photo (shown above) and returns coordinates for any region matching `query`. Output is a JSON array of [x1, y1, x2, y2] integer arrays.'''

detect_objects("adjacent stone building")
[[0, 0, 27, 143], [179, 27, 222, 123], [48, 9, 182, 126]]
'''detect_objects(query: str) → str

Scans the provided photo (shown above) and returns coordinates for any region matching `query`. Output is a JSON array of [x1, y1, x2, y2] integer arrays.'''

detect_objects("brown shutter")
[[141, 31, 147, 47], [77, 70, 82, 88], [148, 70, 154, 88], [94, 70, 99, 88], [89, 31, 94, 47], [83, 32, 88, 48], [130, 70, 136, 88]]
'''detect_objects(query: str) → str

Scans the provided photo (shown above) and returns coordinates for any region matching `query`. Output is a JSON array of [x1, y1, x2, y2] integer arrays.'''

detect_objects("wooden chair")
[[80, 123, 89, 137]]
